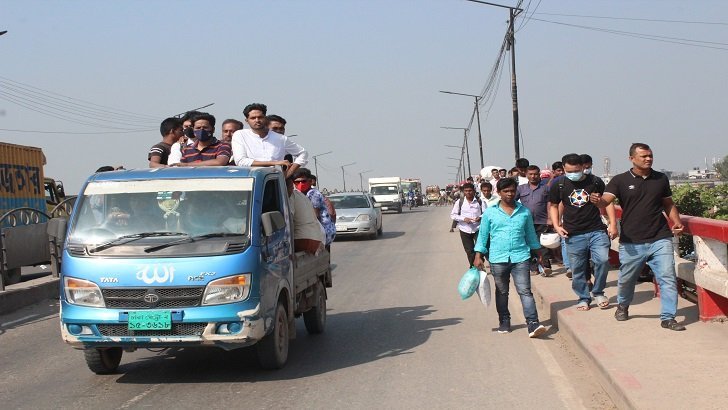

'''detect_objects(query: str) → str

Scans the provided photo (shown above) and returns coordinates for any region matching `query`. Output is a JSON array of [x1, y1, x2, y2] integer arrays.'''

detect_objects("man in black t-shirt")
[[597, 143, 686, 331], [550, 154, 617, 311], [148, 117, 183, 168]]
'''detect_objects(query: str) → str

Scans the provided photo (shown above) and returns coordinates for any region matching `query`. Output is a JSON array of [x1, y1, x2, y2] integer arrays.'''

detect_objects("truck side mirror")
[[261, 211, 285, 237]]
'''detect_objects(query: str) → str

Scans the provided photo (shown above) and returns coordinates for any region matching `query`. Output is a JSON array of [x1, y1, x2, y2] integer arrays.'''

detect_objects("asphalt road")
[[0, 205, 613, 409]]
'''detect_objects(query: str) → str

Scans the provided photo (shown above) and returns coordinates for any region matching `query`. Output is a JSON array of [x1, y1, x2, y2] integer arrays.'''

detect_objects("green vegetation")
[[715, 155, 728, 181], [671, 183, 728, 256]]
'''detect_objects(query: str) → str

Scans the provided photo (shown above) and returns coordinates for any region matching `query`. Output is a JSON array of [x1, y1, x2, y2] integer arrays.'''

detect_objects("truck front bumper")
[[60, 302, 268, 351]]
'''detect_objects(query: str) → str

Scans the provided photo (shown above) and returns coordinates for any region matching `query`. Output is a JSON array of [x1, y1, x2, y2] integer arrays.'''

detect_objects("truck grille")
[[97, 323, 206, 337], [102, 287, 204, 309]]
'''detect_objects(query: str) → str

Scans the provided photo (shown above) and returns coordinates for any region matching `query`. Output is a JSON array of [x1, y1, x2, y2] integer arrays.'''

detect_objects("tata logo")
[[100, 277, 118, 283], [136, 265, 175, 284], [143, 293, 160, 303]]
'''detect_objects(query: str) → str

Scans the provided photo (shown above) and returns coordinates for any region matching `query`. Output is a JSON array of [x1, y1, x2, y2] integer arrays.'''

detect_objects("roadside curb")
[[0, 277, 59, 314], [531, 279, 636, 410]]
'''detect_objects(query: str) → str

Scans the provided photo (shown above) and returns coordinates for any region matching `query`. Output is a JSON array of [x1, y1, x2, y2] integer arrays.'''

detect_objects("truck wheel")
[[84, 347, 122, 374], [303, 282, 326, 335], [1, 268, 21, 285], [256, 302, 289, 369]]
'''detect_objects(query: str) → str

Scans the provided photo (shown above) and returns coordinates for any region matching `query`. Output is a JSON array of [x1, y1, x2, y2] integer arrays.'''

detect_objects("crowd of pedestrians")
[[452, 142, 687, 338]]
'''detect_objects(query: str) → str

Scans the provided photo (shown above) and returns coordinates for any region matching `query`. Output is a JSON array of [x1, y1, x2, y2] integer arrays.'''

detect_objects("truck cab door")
[[259, 177, 293, 311]]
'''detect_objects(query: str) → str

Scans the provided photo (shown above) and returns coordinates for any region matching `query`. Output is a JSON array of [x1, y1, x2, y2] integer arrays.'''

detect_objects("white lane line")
[[1, 314, 39, 327], [510, 291, 583, 409], [119, 384, 163, 409]]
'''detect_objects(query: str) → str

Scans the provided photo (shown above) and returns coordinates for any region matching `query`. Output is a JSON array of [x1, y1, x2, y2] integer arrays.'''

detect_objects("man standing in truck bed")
[[231, 103, 308, 178]]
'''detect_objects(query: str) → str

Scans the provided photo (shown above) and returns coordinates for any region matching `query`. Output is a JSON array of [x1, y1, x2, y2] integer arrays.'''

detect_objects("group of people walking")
[[451, 143, 686, 339]]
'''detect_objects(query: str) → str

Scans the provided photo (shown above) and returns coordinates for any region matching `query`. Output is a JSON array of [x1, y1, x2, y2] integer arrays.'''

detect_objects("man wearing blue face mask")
[[178, 112, 231, 166], [549, 154, 617, 311]]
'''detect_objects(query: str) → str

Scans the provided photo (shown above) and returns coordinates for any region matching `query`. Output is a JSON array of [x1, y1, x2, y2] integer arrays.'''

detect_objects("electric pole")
[[466, 0, 523, 161]]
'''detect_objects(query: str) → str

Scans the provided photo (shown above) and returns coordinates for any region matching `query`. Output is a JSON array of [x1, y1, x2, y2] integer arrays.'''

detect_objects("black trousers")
[[459, 230, 479, 268]]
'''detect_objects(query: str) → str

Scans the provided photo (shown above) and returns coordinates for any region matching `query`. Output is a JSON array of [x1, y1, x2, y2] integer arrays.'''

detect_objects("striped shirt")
[[148, 142, 172, 165], [180, 139, 231, 163]]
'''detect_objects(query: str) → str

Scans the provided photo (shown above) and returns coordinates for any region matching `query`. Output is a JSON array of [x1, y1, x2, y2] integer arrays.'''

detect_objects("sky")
[[2, 0, 727, 193]]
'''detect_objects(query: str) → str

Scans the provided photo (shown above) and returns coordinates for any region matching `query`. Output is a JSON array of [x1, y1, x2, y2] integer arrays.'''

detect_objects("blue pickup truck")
[[57, 166, 331, 373]]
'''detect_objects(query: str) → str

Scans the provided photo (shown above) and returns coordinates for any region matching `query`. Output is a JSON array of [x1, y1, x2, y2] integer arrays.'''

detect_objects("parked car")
[[329, 193, 383, 239]]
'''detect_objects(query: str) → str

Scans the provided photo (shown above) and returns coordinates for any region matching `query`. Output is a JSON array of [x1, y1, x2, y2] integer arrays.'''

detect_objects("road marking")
[[119, 384, 163, 408], [1, 314, 39, 327], [510, 297, 584, 409]]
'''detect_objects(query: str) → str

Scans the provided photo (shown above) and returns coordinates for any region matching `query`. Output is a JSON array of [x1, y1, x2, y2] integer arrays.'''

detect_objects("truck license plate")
[[128, 310, 171, 330]]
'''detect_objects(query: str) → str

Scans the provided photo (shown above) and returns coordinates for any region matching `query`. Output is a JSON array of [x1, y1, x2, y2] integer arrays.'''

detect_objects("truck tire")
[[84, 347, 122, 374], [1, 268, 21, 285], [303, 282, 326, 335], [256, 301, 289, 370]]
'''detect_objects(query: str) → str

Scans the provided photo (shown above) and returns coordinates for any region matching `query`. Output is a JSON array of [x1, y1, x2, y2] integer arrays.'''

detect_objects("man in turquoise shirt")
[[474, 178, 547, 338]]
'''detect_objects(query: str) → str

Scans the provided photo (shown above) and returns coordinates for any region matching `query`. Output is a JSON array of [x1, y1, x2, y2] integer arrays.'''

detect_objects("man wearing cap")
[[550, 153, 616, 311]]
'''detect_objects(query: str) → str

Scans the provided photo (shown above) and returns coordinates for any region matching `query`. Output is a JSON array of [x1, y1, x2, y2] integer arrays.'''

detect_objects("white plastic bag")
[[475, 270, 492, 307]]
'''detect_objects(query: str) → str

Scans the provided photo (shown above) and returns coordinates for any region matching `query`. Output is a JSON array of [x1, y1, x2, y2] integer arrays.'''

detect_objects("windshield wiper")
[[87, 232, 190, 253], [144, 232, 243, 253]]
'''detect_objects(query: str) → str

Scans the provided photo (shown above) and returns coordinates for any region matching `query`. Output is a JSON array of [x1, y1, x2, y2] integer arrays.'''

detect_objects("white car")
[[328, 193, 383, 240]]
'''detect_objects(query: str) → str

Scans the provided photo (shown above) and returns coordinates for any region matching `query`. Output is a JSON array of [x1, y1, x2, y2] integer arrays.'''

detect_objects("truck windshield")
[[67, 178, 252, 248], [370, 186, 398, 195]]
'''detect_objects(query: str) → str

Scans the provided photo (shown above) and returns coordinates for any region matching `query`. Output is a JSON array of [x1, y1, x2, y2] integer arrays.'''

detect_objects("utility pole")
[[442, 127, 471, 179], [312, 151, 333, 188], [439, 91, 484, 169], [358, 169, 373, 192], [341, 162, 356, 191], [466, 0, 523, 161]]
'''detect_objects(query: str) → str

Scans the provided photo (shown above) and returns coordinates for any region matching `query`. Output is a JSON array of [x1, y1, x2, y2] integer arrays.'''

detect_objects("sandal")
[[576, 301, 590, 311], [595, 295, 610, 309]]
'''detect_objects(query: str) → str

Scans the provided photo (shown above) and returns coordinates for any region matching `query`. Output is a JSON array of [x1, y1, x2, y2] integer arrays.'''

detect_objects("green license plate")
[[128, 310, 171, 330]]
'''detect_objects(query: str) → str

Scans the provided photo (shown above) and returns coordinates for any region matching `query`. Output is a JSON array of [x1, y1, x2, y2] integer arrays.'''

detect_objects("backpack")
[[457, 197, 483, 216]]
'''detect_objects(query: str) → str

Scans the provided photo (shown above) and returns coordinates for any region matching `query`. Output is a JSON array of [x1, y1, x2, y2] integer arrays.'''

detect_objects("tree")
[[716, 155, 728, 181]]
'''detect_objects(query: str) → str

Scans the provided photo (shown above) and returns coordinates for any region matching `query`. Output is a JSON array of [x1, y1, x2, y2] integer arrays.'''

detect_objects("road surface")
[[0, 206, 614, 409]]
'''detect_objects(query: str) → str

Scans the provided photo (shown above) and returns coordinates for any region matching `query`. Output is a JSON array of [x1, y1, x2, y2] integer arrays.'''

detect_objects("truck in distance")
[[368, 177, 402, 213]]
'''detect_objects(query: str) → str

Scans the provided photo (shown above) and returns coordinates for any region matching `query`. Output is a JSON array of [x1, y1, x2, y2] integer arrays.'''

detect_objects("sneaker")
[[527, 323, 547, 338], [565, 269, 572, 279], [661, 319, 686, 331], [614, 304, 629, 321], [497, 319, 511, 334]]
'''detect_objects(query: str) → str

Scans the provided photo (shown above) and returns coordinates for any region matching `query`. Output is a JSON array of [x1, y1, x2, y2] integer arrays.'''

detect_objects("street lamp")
[[440, 90, 484, 169], [358, 169, 373, 192], [341, 162, 356, 191], [312, 151, 333, 188], [442, 127, 472, 179]]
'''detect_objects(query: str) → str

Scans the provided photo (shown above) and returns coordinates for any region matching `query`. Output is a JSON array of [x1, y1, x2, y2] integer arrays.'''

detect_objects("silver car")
[[329, 193, 383, 240]]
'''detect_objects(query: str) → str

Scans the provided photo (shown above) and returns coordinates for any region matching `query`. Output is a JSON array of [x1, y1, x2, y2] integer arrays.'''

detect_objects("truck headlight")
[[355, 214, 371, 222], [202, 274, 251, 305], [64, 277, 105, 307]]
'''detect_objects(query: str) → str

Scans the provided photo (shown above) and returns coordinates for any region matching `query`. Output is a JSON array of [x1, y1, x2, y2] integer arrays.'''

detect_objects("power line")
[[533, 12, 728, 26], [0, 76, 159, 121], [530, 17, 728, 51], [0, 127, 154, 134]]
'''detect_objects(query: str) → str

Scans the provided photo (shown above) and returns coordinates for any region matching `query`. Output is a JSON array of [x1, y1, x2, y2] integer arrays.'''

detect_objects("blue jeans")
[[491, 260, 540, 324], [617, 238, 678, 321], [561, 237, 570, 270], [566, 230, 610, 304]]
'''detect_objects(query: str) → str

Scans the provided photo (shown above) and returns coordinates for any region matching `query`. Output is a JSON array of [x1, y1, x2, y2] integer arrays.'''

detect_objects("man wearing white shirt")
[[450, 182, 484, 268], [232, 103, 308, 177]]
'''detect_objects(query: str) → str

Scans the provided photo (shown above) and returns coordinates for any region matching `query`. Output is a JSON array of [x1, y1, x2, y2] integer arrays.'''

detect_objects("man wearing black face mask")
[[177, 113, 231, 166]]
